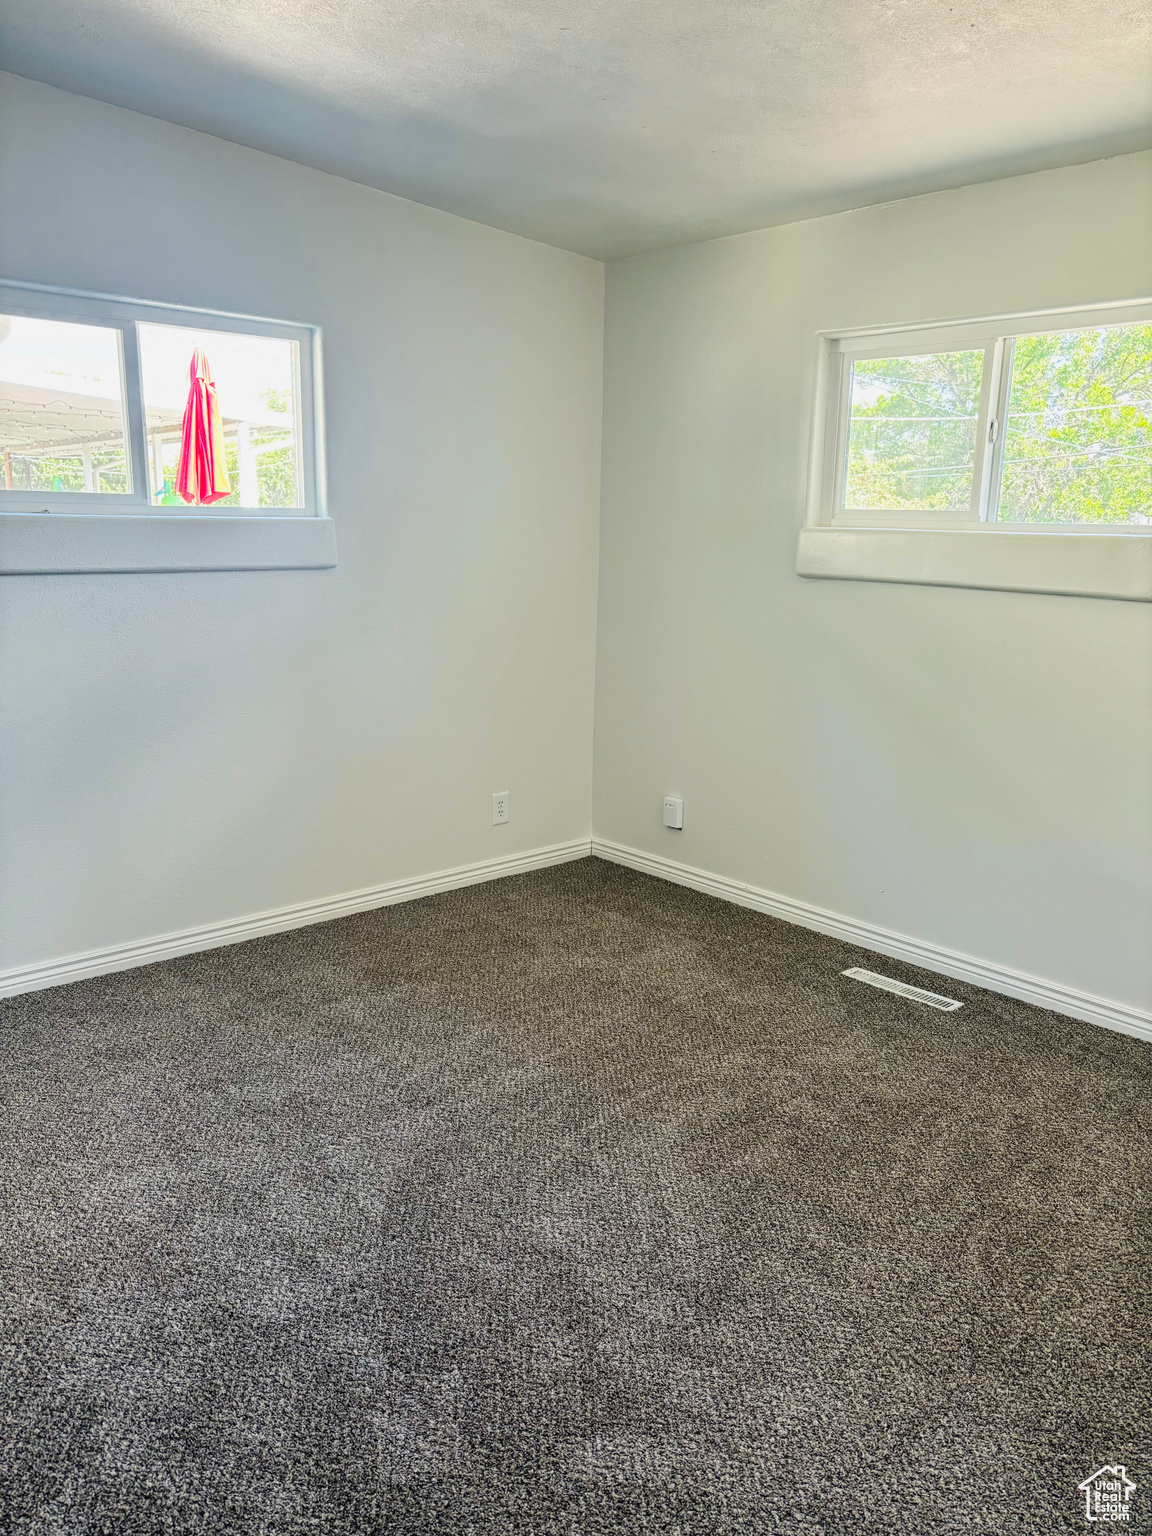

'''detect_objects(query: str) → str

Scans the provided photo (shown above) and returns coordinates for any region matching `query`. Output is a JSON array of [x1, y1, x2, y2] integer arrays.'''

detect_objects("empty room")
[[0, 1, 1149, 1530]]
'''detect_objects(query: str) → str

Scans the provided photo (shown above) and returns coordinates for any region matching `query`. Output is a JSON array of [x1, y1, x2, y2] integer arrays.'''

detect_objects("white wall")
[[594, 152, 1152, 1016], [3, 71, 1148, 1023], [0, 73, 603, 974]]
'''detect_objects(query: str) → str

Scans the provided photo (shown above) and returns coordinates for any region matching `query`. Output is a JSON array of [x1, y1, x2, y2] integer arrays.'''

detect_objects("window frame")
[[816, 299, 1152, 533], [798, 297, 1152, 601], [0, 279, 334, 574], [0, 280, 321, 516], [825, 335, 1000, 528], [0, 299, 146, 511]]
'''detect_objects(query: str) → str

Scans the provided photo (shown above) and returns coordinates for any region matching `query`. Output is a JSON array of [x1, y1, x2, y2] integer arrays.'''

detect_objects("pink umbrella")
[[175, 349, 232, 505]]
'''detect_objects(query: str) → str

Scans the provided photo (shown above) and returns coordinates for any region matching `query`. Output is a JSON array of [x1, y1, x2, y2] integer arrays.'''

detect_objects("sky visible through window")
[[0, 315, 123, 397]]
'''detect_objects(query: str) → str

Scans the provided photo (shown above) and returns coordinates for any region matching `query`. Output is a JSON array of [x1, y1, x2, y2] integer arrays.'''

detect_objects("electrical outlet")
[[663, 795, 684, 830], [492, 791, 510, 826]]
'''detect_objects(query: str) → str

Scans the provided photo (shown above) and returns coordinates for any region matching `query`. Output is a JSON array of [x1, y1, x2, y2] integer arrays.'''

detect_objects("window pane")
[[0, 314, 130, 494], [997, 324, 1152, 525], [843, 350, 983, 512], [139, 324, 301, 509]]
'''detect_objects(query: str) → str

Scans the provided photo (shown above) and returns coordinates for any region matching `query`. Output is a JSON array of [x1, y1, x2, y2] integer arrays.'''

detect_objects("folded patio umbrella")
[[176, 348, 231, 504]]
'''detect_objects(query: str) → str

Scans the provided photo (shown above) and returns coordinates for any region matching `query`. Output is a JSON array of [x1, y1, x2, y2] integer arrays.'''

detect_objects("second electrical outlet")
[[492, 791, 510, 825]]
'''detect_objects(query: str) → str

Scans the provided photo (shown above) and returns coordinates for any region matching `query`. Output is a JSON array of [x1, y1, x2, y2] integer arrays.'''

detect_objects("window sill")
[[796, 527, 1152, 601], [0, 513, 337, 575]]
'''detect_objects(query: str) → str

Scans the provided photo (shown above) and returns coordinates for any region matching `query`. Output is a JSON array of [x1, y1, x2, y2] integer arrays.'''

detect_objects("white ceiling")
[[2, 0, 1149, 259]]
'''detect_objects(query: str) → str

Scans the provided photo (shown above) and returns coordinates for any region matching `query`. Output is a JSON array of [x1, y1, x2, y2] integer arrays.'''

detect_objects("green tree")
[[842, 325, 1152, 524], [999, 326, 1152, 524], [844, 349, 983, 511], [10, 446, 127, 494]]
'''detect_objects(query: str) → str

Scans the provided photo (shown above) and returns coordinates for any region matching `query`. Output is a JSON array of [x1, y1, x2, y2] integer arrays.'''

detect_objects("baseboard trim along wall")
[[6, 834, 1149, 1046], [592, 837, 1152, 1047], [0, 839, 593, 999]]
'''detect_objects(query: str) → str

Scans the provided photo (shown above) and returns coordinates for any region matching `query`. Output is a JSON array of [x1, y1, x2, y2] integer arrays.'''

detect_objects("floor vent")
[[842, 967, 963, 1011]]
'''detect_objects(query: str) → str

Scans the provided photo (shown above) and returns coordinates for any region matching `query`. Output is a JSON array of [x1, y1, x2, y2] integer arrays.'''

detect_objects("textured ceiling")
[[2, 0, 1149, 258]]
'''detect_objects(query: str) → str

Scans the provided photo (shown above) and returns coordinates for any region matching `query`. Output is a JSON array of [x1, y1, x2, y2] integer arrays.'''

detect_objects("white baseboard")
[[6, 834, 1149, 1049], [0, 838, 593, 1000], [592, 838, 1152, 1047]]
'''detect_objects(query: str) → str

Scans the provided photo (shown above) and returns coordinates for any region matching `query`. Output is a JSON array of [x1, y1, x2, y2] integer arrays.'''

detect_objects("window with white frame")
[[0, 282, 321, 518], [818, 304, 1152, 531]]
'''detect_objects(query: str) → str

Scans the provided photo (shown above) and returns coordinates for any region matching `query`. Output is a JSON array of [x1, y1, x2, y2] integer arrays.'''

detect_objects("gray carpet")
[[0, 858, 1148, 1535]]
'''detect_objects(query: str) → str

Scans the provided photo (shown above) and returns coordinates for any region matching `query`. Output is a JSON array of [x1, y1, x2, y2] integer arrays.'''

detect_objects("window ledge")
[[796, 527, 1152, 601], [0, 513, 337, 575]]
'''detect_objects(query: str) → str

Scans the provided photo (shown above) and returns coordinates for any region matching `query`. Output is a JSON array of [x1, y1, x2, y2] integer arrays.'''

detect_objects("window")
[[138, 324, 302, 510], [799, 300, 1152, 600], [842, 348, 985, 518], [996, 328, 1151, 526], [0, 280, 333, 574], [0, 314, 132, 498]]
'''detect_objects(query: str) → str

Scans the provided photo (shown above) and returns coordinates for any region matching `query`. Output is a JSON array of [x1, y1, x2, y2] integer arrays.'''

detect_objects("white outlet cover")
[[663, 795, 684, 829], [492, 791, 510, 825]]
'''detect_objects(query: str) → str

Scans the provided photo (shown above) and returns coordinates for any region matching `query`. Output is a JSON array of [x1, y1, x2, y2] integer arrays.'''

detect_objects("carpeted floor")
[[0, 858, 1148, 1535]]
